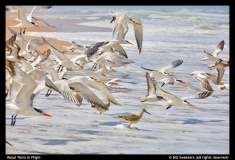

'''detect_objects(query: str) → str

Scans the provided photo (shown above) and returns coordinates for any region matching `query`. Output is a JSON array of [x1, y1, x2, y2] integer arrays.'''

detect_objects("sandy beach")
[[6, 11, 80, 55]]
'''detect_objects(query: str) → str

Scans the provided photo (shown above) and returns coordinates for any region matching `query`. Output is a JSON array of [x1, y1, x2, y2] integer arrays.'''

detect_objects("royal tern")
[[141, 59, 183, 79], [110, 11, 143, 54], [63, 41, 89, 52], [104, 74, 129, 90], [202, 40, 224, 62], [35, 63, 83, 106], [140, 72, 165, 102], [191, 71, 214, 92], [208, 59, 229, 84], [68, 82, 107, 109], [30, 49, 51, 67], [154, 81, 212, 109], [10, 7, 39, 34], [70, 54, 93, 68], [82, 41, 109, 58], [159, 77, 202, 92], [42, 37, 83, 70], [200, 72, 229, 90], [67, 76, 121, 105], [8, 27, 35, 59], [118, 108, 151, 128], [6, 64, 52, 126]]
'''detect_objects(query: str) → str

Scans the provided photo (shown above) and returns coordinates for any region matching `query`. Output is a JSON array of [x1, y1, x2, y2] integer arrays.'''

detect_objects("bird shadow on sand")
[[33, 137, 89, 145], [99, 121, 122, 126], [67, 129, 101, 135], [182, 118, 224, 125]]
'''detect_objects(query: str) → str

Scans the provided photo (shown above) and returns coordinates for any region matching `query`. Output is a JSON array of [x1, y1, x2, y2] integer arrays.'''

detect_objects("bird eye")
[[31, 22, 35, 25], [90, 77, 94, 79], [69, 86, 74, 90]]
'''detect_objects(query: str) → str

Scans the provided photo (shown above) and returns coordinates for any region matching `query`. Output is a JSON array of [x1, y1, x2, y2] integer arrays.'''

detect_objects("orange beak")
[[211, 74, 216, 78], [113, 82, 119, 85], [75, 89, 82, 92], [97, 79, 103, 83], [43, 113, 52, 117], [35, 24, 39, 27], [190, 103, 196, 107], [135, 22, 142, 25], [182, 81, 187, 84], [169, 73, 175, 76], [112, 61, 116, 64], [122, 64, 127, 66]]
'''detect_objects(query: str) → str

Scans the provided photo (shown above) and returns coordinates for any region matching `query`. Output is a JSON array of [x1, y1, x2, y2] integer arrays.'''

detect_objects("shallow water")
[[6, 6, 229, 154]]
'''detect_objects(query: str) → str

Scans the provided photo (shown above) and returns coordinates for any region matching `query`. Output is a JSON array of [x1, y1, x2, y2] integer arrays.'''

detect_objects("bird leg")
[[57, 65, 62, 73], [60, 66, 64, 72], [20, 28, 22, 35], [11, 114, 17, 126], [71, 48, 75, 52], [166, 104, 173, 110], [45, 89, 52, 97], [92, 63, 97, 69], [23, 27, 26, 34], [127, 123, 132, 128]]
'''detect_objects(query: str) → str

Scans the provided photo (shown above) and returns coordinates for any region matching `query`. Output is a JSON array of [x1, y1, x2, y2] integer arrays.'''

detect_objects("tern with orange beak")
[[110, 11, 143, 54], [154, 80, 212, 110], [5, 65, 52, 126], [159, 77, 202, 92], [141, 59, 183, 79], [10, 6, 39, 34]]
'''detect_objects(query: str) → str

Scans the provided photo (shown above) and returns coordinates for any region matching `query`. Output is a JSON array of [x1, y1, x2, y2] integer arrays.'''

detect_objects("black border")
[[5, 4, 231, 157]]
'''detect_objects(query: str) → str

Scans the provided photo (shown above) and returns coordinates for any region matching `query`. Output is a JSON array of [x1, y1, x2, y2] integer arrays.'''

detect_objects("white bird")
[[154, 81, 212, 110], [42, 37, 83, 71], [8, 27, 35, 59], [208, 59, 229, 84], [35, 63, 83, 106], [63, 41, 89, 52], [70, 54, 93, 68], [140, 72, 165, 102], [110, 11, 143, 54], [159, 77, 202, 92], [67, 76, 121, 106], [202, 40, 224, 62], [10, 7, 39, 34], [141, 59, 183, 79], [200, 72, 229, 90], [68, 82, 108, 109], [191, 71, 214, 92], [104, 74, 129, 90], [6, 64, 52, 126]]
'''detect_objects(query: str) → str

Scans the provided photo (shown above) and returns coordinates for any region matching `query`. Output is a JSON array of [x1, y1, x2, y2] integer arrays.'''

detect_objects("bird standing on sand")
[[118, 108, 151, 128]]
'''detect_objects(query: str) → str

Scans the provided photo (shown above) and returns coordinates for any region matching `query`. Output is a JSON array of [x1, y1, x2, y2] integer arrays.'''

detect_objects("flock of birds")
[[5, 6, 229, 146]]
